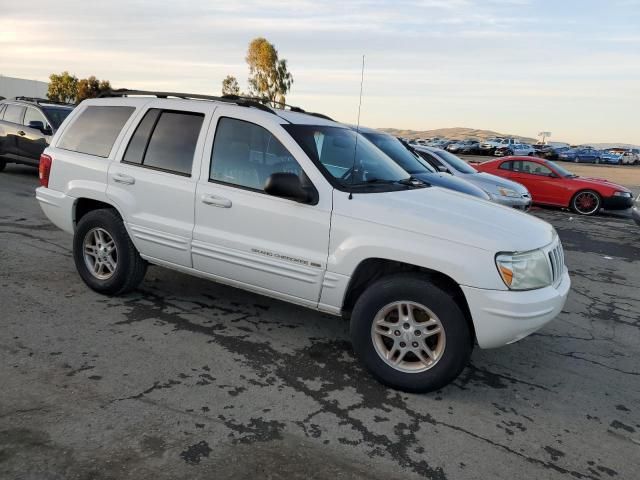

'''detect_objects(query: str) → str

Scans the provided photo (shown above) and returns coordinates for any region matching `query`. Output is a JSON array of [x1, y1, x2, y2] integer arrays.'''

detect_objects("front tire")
[[73, 208, 147, 295], [350, 274, 473, 393], [571, 190, 601, 216]]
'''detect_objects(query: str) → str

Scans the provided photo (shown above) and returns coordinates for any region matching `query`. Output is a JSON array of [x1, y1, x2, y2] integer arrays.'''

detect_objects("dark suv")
[[0, 97, 74, 171]]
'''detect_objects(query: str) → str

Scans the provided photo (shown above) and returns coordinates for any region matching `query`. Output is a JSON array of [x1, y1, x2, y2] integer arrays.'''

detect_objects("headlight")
[[497, 187, 521, 198], [496, 249, 552, 290], [613, 191, 632, 198]]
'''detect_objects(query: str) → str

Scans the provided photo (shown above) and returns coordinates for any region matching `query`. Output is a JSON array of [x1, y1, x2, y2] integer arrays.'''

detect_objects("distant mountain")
[[379, 127, 639, 149]]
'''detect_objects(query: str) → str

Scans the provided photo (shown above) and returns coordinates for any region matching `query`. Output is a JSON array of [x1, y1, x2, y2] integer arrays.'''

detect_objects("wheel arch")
[[73, 197, 124, 230], [341, 258, 476, 342]]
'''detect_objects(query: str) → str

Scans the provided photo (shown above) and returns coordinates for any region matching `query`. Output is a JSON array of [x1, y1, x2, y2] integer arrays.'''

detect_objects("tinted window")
[[58, 106, 135, 158], [512, 160, 553, 176], [211, 117, 303, 191], [41, 107, 73, 129], [123, 109, 161, 165], [499, 161, 513, 171], [141, 111, 203, 175], [431, 149, 477, 174], [362, 132, 432, 174], [24, 108, 48, 128], [4, 105, 25, 124]]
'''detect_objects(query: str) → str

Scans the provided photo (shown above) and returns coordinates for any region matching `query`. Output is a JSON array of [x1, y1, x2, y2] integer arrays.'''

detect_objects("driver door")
[[192, 110, 332, 307]]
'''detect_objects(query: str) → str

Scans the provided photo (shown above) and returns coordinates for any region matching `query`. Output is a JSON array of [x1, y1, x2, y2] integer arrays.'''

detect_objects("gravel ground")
[[1, 165, 638, 480]]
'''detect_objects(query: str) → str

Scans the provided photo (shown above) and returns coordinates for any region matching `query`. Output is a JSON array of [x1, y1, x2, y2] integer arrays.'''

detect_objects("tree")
[[77, 76, 112, 102], [221, 75, 240, 96], [47, 71, 78, 103], [245, 37, 293, 107]]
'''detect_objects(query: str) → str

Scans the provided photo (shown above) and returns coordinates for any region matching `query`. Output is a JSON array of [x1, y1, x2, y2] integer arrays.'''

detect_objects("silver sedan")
[[413, 146, 532, 210]]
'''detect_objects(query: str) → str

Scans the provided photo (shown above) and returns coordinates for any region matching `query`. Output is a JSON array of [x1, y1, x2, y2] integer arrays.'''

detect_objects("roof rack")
[[99, 89, 274, 114], [13, 96, 73, 106], [99, 89, 335, 121]]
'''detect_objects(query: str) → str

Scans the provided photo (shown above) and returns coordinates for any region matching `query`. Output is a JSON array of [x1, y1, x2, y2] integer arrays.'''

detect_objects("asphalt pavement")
[[1, 165, 638, 480]]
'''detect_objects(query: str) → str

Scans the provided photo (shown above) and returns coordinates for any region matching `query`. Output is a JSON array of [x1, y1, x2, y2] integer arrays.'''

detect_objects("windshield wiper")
[[397, 176, 429, 187]]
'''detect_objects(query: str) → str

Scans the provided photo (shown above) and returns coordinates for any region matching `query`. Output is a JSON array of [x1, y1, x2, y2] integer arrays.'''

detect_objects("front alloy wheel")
[[371, 301, 446, 373], [572, 190, 601, 216]]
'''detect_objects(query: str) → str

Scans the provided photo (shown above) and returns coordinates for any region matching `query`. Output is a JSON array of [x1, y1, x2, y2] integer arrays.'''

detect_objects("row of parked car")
[[3, 90, 637, 394], [410, 137, 640, 165]]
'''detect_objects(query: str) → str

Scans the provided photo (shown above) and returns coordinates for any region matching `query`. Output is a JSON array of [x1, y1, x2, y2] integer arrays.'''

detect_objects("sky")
[[1, 0, 639, 144]]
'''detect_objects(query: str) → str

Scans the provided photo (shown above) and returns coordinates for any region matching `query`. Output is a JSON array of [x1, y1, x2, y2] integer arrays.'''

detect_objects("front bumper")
[[461, 270, 570, 349], [491, 195, 532, 210], [36, 186, 75, 234], [601, 195, 633, 210]]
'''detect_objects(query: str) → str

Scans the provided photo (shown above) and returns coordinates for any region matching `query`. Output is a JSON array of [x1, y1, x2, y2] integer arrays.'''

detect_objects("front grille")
[[548, 242, 565, 285]]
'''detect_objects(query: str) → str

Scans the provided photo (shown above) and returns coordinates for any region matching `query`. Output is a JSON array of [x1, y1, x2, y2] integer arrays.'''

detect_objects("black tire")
[[350, 273, 473, 393], [505, 149, 514, 156], [73, 208, 147, 295], [595, 157, 600, 164], [571, 190, 601, 216], [0, 159, 6, 172]]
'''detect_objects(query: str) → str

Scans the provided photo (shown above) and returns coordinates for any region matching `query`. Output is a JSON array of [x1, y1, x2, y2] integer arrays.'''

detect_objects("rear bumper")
[[602, 195, 633, 210], [35, 187, 75, 234], [462, 270, 570, 349]]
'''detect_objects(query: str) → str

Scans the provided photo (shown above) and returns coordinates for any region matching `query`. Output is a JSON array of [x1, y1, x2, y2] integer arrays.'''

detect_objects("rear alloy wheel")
[[571, 190, 601, 216], [350, 273, 472, 393]]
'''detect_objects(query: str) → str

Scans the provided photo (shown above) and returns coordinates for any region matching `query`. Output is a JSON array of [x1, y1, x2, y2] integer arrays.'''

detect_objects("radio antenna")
[[349, 55, 365, 200]]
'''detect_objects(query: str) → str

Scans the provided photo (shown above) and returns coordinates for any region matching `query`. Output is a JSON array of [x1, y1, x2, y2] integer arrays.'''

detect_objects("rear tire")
[[73, 208, 147, 295], [571, 190, 601, 216], [350, 273, 473, 393], [0, 159, 6, 172]]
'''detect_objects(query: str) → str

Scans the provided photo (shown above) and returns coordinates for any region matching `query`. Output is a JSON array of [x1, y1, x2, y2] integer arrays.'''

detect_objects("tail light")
[[39, 154, 52, 187]]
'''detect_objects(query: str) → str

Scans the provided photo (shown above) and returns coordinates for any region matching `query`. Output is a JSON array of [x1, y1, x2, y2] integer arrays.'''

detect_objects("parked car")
[[351, 127, 490, 200], [36, 89, 569, 393], [495, 143, 536, 157], [600, 151, 623, 165], [632, 194, 640, 226], [557, 147, 601, 163], [0, 97, 74, 171], [476, 156, 634, 215], [479, 137, 507, 155], [620, 150, 639, 165], [412, 146, 532, 210], [446, 140, 480, 155]]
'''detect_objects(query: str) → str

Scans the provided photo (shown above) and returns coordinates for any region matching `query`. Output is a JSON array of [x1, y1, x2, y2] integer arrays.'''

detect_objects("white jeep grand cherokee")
[[36, 90, 570, 393]]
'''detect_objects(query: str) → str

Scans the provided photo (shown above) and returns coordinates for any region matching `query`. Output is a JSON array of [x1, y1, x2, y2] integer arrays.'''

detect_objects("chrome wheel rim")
[[574, 192, 600, 215], [83, 227, 117, 280], [371, 301, 446, 373]]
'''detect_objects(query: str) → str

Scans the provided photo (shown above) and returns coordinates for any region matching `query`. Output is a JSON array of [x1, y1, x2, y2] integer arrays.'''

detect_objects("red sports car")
[[476, 156, 634, 216]]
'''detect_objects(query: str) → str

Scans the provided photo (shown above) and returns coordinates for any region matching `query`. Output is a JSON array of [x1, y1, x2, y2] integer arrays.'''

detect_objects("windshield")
[[42, 107, 73, 129], [431, 149, 477, 174], [283, 125, 411, 188], [361, 132, 435, 174], [547, 160, 577, 177]]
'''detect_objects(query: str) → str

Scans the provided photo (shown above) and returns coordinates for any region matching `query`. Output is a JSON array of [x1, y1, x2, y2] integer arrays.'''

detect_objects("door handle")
[[112, 173, 136, 185], [201, 194, 232, 208], [17, 130, 26, 136]]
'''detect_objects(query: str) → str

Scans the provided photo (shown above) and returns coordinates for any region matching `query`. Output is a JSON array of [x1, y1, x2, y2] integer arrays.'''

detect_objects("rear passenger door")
[[0, 104, 26, 159], [192, 109, 332, 306], [107, 102, 211, 267]]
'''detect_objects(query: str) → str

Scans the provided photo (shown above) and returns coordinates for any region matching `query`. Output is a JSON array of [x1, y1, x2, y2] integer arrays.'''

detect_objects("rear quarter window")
[[57, 106, 135, 158], [3, 104, 25, 124]]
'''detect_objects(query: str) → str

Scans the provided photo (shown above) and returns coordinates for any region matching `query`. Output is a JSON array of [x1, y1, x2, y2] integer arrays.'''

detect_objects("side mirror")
[[264, 172, 316, 204], [437, 165, 449, 173], [549, 172, 559, 178], [28, 120, 50, 135]]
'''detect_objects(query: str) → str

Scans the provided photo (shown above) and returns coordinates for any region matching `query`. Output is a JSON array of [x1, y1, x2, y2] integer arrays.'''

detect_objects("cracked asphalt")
[[1, 165, 639, 480]]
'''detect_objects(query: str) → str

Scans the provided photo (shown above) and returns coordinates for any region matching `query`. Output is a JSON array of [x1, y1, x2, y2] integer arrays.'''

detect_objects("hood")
[[574, 176, 631, 192], [337, 186, 555, 253], [413, 172, 490, 200], [472, 172, 530, 194]]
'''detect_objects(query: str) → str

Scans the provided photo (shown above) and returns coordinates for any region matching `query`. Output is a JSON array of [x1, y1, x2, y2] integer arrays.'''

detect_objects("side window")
[[513, 161, 552, 176], [58, 106, 135, 158], [123, 109, 203, 175], [210, 117, 303, 191], [23, 108, 48, 128], [4, 105, 25, 124], [499, 161, 513, 171]]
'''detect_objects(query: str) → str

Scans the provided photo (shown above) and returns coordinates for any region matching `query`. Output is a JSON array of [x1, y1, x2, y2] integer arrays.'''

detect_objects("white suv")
[[36, 90, 570, 393]]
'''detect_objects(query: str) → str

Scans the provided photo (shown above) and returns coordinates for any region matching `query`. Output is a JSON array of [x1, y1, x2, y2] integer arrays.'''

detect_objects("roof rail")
[[99, 89, 274, 114], [13, 96, 73, 106]]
